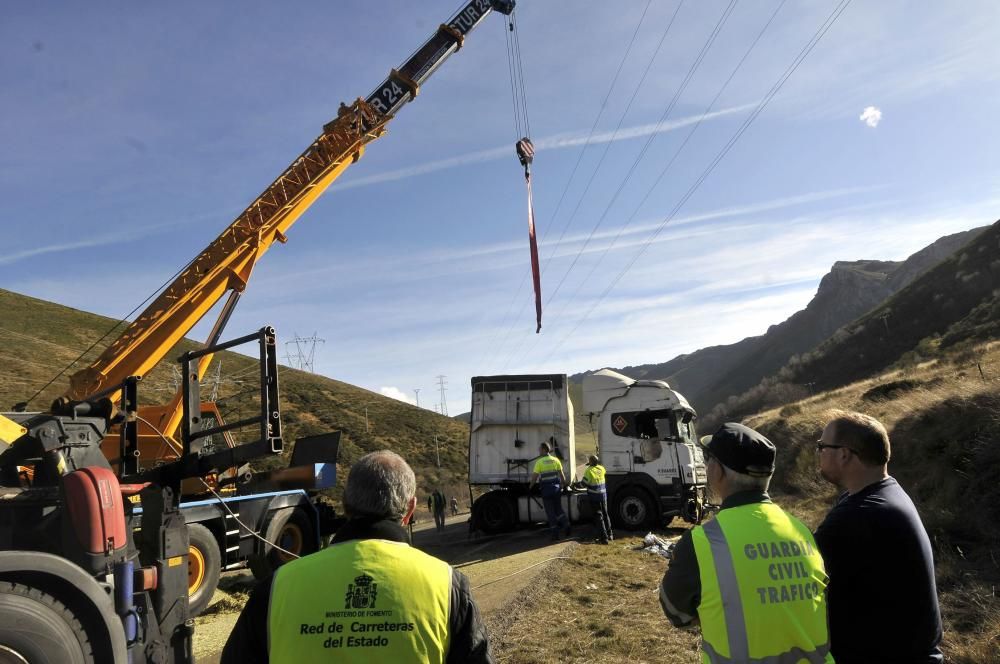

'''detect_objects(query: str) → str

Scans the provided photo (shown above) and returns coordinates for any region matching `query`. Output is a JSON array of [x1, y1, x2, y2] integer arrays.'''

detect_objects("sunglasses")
[[816, 442, 855, 454]]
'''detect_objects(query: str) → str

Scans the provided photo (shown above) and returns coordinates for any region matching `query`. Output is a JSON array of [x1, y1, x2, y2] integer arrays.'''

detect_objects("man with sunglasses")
[[659, 423, 833, 663], [815, 410, 943, 663]]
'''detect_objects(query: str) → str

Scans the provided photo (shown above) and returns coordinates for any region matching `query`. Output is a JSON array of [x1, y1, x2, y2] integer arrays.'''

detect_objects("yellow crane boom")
[[65, 0, 516, 409]]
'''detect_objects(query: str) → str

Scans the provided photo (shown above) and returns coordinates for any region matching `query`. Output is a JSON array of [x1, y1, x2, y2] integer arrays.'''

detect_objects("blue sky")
[[3, 0, 998, 416]]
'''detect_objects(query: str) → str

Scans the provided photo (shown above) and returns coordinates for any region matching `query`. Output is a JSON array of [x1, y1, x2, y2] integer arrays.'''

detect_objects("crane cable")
[[505, 11, 542, 333], [18, 256, 199, 410], [517, 0, 787, 369], [482, 0, 665, 365]]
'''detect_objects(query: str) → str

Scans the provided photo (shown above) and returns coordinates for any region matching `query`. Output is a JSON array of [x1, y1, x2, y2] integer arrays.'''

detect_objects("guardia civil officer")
[[221, 450, 494, 664], [815, 410, 943, 663], [582, 454, 614, 544], [659, 423, 833, 663]]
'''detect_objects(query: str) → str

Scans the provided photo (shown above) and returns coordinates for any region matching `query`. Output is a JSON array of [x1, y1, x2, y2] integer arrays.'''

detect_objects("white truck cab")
[[582, 369, 707, 529]]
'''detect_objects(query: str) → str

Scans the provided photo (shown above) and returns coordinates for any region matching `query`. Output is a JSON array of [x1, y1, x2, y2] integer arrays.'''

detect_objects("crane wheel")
[[249, 507, 317, 580], [0, 581, 95, 664], [187, 523, 222, 617]]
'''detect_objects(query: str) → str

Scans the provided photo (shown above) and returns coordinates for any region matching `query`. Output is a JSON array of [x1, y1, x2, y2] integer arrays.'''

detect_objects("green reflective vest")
[[691, 502, 833, 664], [268, 538, 452, 664]]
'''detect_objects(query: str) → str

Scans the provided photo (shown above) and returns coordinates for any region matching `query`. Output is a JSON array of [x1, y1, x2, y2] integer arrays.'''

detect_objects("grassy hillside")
[[744, 341, 1000, 662], [0, 288, 470, 503]]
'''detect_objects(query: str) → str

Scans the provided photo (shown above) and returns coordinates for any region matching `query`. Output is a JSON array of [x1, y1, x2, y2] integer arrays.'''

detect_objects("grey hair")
[[720, 461, 771, 493], [344, 450, 416, 520]]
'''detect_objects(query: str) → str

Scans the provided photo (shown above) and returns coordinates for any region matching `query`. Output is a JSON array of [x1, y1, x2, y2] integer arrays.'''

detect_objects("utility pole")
[[436, 375, 448, 416], [434, 434, 442, 467], [413, 388, 421, 408], [365, 407, 370, 433]]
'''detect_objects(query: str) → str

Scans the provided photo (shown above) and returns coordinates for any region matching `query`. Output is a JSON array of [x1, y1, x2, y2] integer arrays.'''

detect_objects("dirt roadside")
[[193, 514, 577, 663]]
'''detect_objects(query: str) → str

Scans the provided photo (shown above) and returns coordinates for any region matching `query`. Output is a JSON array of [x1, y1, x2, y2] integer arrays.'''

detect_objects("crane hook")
[[516, 137, 534, 178]]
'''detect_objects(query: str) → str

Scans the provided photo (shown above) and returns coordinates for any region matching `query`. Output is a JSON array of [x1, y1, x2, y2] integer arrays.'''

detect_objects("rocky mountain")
[[777, 220, 1000, 393], [572, 225, 989, 415]]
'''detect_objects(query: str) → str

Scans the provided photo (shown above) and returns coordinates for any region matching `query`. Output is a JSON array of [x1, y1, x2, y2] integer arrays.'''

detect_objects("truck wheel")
[[0, 582, 95, 664], [250, 507, 317, 580], [187, 523, 222, 617], [476, 492, 515, 533], [612, 487, 655, 531]]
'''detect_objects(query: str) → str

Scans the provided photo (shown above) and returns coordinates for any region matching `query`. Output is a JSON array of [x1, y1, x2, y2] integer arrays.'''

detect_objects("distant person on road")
[[429, 489, 447, 532], [451, 496, 459, 516], [660, 423, 833, 663], [583, 454, 614, 544], [529, 441, 571, 541], [221, 450, 494, 664], [814, 410, 943, 663]]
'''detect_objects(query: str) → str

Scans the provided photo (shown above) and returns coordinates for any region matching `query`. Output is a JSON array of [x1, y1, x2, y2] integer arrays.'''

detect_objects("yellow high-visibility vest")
[[533, 454, 563, 496], [583, 464, 607, 499], [268, 538, 452, 664], [690, 502, 832, 663]]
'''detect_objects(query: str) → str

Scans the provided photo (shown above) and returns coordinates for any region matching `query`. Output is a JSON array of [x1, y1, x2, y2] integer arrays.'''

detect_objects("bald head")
[[344, 450, 417, 521]]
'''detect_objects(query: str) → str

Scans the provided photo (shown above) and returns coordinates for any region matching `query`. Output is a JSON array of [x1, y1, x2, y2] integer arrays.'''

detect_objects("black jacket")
[[220, 517, 494, 664], [814, 477, 943, 664]]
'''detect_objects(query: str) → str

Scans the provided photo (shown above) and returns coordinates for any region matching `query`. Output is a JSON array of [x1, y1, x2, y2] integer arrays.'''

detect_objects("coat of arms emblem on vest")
[[345, 573, 379, 609]]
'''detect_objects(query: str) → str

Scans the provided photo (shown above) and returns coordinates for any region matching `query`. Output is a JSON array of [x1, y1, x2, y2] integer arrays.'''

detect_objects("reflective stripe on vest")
[[268, 539, 452, 664], [533, 455, 563, 494], [691, 503, 832, 664], [583, 465, 607, 498]]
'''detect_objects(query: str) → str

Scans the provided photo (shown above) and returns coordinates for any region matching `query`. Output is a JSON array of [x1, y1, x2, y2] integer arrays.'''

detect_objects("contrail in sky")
[[330, 103, 756, 192]]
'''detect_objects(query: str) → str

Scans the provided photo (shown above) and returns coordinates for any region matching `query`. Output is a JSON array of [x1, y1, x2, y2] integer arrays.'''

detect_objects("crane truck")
[[469, 371, 707, 534], [4, 0, 517, 618], [0, 327, 342, 663]]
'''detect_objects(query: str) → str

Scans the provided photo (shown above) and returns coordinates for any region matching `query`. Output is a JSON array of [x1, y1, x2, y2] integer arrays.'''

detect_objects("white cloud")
[[859, 106, 883, 128], [378, 386, 416, 405]]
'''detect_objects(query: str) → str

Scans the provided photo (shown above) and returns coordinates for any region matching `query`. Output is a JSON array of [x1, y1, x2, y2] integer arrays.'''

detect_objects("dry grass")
[[745, 340, 1000, 663], [496, 342, 1000, 663], [494, 535, 701, 664]]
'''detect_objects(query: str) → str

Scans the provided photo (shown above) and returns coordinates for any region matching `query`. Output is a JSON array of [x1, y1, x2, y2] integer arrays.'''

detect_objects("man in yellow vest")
[[659, 423, 833, 663], [582, 454, 614, 544], [221, 450, 494, 664], [529, 441, 570, 541]]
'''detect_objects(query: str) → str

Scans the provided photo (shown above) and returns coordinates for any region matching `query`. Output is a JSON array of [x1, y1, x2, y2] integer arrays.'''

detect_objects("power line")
[[483, 0, 682, 369], [499, 0, 738, 372], [480, 0, 656, 369], [520, 0, 790, 366], [537, 0, 855, 366], [543, 0, 736, 310]]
